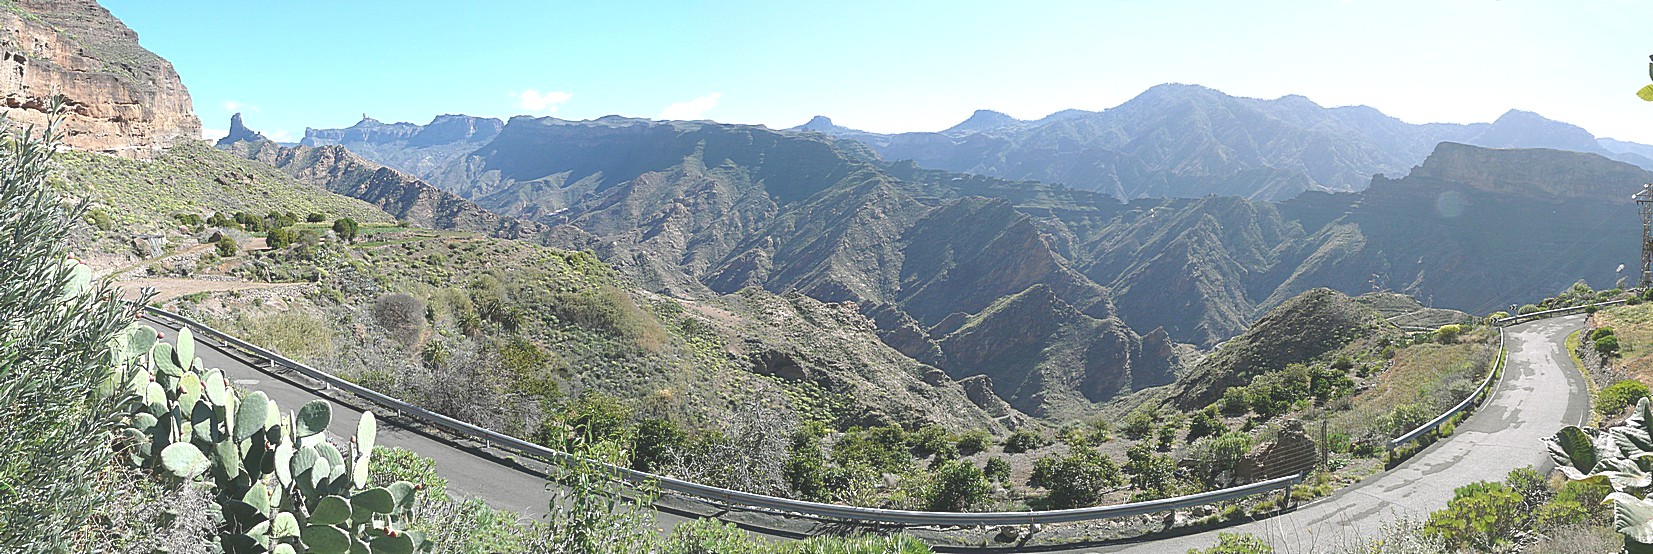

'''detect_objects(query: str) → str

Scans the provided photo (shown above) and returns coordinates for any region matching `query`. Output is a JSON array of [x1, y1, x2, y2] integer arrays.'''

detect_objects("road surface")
[[1083, 315, 1589, 553], [145, 314, 1588, 552]]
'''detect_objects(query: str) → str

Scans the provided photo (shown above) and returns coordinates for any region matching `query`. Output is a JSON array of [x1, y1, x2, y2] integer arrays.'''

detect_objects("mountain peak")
[[216, 113, 269, 147], [942, 109, 1023, 135], [797, 115, 838, 131]]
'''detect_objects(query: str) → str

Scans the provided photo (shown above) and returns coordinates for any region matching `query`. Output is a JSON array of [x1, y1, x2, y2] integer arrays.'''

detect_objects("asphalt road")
[[143, 315, 687, 530], [145, 314, 1588, 552], [1081, 314, 1590, 553]]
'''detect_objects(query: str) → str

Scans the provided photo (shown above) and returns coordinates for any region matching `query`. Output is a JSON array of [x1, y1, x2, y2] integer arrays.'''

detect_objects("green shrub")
[[1186, 407, 1226, 442], [631, 417, 689, 473], [1219, 387, 1249, 415], [549, 285, 669, 353], [1121, 407, 1158, 438], [660, 518, 763, 554], [1188, 533, 1275, 553], [306, 212, 327, 223], [1518, 304, 1540, 315], [215, 235, 238, 257], [1595, 335, 1621, 356], [1590, 327, 1616, 341], [1597, 379, 1650, 416], [332, 217, 359, 242], [955, 430, 992, 455], [908, 425, 957, 459], [1421, 481, 1523, 551], [834, 426, 913, 473], [1124, 443, 1180, 500], [0, 116, 136, 550], [1002, 429, 1050, 454], [922, 459, 991, 511], [1029, 445, 1122, 509], [983, 457, 1011, 484], [266, 226, 297, 249], [369, 447, 450, 500], [1435, 324, 1462, 344]]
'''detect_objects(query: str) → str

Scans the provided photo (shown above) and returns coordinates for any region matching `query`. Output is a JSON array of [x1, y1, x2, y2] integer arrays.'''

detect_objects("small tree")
[[1435, 324, 1462, 344], [1002, 429, 1050, 454], [922, 459, 991, 511], [333, 217, 359, 243], [372, 292, 427, 345], [306, 212, 327, 223], [983, 457, 1011, 484], [266, 226, 297, 249], [215, 235, 238, 257], [1029, 445, 1123, 509]]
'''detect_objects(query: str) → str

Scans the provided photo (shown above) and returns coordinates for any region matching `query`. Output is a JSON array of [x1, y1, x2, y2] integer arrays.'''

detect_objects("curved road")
[[146, 314, 1588, 552], [1086, 315, 1589, 553]]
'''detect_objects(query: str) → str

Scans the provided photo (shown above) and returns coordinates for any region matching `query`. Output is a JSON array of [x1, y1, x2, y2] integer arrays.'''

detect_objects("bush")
[[0, 116, 136, 550], [631, 417, 689, 473], [372, 292, 427, 345], [266, 226, 297, 249], [306, 212, 327, 223], [549, 285, 669, 353], [1002, 429, 1050, 454], [369, 447, 450, 500], [1590, 327, 1616, 341], [1219, 387, 1249, 415], [1597, 379, 1650, 416], [1124, 444, 1180, 500], [1503, 466, 1550, 512], [1435, 324, 1462, 344], [1186, 407, 1226, 442], [1594, 335, 1621, 356], [332, 217, 359, 242], [908, 425, 957, 459], [922, 459, 991, 511], [1518, 304, 1540, 315], [1122, 408, 1158, 438], [1188, 533, 1275, 554], [983, 457, 1011, 484], [1029, 445, 1123, 509], [955, 430, 993, 455], [1421, 481, 1523, 551], [833, 426, 913, 473], [215, 235, 237, 257]]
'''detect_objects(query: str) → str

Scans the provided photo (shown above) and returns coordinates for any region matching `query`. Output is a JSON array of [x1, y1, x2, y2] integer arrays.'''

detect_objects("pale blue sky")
[[102, 1, 1653, 143]]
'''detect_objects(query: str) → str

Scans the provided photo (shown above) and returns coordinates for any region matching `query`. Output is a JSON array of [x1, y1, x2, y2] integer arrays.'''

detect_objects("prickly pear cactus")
[[108, 324, 429, 553], [1548, 396, 1653, 553]]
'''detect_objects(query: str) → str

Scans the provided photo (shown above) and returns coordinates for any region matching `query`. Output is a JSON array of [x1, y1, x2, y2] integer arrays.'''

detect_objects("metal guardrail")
[[1494, 299, 1627, 326], [1387, 329, 1505, 452], [140, 306, 1300, 526]]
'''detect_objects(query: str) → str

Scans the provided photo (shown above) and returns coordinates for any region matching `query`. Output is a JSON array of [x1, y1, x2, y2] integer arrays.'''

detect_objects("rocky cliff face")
[[0, 0, 201, 157]]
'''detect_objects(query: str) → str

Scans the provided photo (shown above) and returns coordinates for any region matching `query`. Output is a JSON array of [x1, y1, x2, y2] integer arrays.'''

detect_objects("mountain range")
[[787, 84, 1653, 201], [241, 103, 1650, 417]]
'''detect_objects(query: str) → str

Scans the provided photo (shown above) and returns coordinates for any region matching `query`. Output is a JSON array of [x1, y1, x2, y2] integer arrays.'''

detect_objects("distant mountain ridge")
[[787, 84, 1653, 201]]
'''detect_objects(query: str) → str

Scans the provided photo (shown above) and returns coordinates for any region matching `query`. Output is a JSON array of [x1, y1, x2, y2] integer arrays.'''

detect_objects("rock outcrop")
[[0, 0, 201, 157], [216, 113, 267, 146]]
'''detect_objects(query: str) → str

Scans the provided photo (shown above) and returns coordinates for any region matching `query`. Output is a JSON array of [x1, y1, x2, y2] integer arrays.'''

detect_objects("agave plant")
[[106, 323, 427, 553], [1548, 396, 1653, 553]]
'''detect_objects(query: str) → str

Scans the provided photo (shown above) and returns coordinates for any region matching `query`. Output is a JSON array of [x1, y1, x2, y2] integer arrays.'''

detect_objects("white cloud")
[[221, 100, 259, 113], [267, 129, 294, 143], [201, 128, 227, 141], [657, 92, 722, 121], [512, 89, 573, 113]]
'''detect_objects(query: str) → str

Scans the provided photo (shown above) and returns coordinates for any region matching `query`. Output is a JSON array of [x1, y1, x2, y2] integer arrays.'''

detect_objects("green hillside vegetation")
[[54, 140, 392, 248]]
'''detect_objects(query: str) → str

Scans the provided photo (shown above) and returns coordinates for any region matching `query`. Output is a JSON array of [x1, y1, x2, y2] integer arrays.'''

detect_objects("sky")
[[102, 0, 1653, 144]]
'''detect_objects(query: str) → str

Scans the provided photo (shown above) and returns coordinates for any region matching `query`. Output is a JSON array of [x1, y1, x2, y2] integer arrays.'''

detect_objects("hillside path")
[[1081, 315, 1589, 553]]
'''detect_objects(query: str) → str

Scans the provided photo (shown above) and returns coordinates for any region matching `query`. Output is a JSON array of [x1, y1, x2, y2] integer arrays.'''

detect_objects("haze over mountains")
[[792, 84, 1653, 201]]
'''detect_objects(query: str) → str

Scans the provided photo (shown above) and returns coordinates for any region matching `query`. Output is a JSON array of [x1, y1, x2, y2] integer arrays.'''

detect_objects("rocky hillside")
[[792, 84, 1653, 201], [1168, 288, 1388, 409], [0, 0, 200, 157], [300, 114, 503, 185], [221, 128, 549, 240]]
